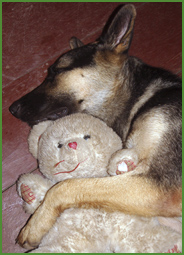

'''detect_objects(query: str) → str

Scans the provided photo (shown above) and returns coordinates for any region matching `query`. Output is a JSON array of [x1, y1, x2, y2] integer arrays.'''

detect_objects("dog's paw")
[[16, 222, 40, 249], [107, 149, 138, 176], [16, 202, 48, 249], [16, 194, 57, 250]]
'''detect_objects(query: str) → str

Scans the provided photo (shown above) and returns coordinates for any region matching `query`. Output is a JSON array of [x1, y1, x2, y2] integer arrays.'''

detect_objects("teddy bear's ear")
[[28, 121, 53, 159]]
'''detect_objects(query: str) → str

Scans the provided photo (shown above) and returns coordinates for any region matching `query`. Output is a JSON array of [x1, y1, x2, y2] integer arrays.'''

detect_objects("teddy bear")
[[17, 113, 182, 253]]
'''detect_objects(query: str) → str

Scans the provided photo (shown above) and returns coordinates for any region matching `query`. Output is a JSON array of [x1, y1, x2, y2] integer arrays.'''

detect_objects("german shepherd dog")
[[10, 5, 181, 248]]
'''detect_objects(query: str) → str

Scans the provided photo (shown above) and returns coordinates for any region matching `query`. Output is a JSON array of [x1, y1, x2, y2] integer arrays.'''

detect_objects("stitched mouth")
[[54, 163, 80, 175], [54, 159, 87, 175]]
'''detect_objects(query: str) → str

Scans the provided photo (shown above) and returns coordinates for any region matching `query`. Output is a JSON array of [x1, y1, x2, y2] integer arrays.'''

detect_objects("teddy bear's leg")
[[112, 217, 182, 253], [17, 173, 53, 214], [28, 234, 95, 253], [107, 148, 139, 176], [157, 216, 182, 234], [29, 247, 53, 253], [29, 208, 110, 253], [28, 233, 100, 253]]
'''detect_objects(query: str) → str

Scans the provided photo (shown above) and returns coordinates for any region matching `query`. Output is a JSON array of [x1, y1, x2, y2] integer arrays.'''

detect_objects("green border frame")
[[1, 1, 183, 255]]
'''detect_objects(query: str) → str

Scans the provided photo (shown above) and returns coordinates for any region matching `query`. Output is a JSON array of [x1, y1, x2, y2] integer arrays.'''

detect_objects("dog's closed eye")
[[78, 99, 84, 104]]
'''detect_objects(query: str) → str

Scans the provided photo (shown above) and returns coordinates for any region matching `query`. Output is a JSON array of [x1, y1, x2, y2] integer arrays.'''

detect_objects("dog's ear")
[[28, 121, 52, 159], [99, 5, 136, 53], [69, 36, 84, 49]]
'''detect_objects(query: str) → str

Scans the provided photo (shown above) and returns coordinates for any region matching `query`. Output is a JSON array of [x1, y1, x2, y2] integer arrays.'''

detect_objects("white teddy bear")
[[17, 113, 181, 253]]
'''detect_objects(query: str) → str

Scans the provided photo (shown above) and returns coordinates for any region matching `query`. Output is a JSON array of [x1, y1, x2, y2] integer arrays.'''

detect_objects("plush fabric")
[[17, 113, 182, 253]]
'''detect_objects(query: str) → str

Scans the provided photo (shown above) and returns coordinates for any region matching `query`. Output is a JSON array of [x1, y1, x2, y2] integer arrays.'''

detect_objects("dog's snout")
[[68, 142, 77, 150], [9, 101, 22, 118]]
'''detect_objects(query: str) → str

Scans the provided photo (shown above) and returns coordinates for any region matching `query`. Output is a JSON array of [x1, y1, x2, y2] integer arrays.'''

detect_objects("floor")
[[2, 2, 182, 253]]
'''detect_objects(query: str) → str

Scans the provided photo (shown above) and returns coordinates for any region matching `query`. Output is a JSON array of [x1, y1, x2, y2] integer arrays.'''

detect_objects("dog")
[[10, 5, 181, 249]]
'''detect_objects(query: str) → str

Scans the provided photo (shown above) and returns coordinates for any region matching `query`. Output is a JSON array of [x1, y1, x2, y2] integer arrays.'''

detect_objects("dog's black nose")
[[9, 101, 22, 118]]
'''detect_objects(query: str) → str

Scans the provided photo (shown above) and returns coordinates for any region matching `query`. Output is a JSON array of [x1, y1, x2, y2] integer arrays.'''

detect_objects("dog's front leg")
[[17, 174, 182, 249], [17, 175, 132, 249], [16, 198, 59, 249]]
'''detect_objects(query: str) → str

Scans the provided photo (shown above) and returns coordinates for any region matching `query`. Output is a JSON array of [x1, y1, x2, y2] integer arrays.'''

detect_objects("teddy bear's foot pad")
[[116, 159, 136, 175], [21, 184, 36, 204], [164, 245, 181, 253]]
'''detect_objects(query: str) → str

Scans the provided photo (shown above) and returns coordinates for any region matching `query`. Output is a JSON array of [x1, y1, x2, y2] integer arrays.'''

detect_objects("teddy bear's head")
[[28, 113, 122, 183]]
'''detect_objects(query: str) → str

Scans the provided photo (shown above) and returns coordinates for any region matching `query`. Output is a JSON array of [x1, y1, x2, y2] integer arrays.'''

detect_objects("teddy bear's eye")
[[58, 143, 63, 148], [84, 135, 91, 140]]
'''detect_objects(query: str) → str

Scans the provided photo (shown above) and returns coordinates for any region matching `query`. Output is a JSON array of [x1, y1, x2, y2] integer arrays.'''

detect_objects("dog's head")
[[9, 5, 136, 126]]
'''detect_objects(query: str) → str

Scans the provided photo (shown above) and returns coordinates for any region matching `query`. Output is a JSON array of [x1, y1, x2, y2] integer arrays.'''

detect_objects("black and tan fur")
[[10, 5, 182, 248]]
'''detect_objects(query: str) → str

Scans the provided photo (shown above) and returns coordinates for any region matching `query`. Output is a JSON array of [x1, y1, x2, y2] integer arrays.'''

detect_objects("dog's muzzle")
[[9, 100, 23, 119], [9, 94, 70, 126]]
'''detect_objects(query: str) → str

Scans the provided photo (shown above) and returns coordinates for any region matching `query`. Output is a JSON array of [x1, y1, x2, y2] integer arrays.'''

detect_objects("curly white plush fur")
[[17, 113, 182, 253]]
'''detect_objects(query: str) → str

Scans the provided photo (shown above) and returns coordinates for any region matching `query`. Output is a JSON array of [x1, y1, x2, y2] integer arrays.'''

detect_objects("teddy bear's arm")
[[17, 173, 53, 214]]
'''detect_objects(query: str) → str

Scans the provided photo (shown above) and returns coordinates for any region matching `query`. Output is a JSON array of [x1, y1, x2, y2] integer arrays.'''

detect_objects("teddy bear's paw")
[[163, 245, 181, 253], [107, 149, 138, 176], [116, 159, 137, 175], [17, 173, 53, 214], [21, 184, 36, 205], [20, 183, 40, 214]]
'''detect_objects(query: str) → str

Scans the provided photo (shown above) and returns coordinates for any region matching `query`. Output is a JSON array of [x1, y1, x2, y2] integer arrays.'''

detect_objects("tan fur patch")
[[126, 108, 168, 161], [124, 80, 168, 140], [95, 50, 127, 67]]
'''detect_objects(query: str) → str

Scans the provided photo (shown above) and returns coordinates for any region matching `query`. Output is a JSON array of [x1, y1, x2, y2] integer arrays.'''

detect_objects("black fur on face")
[[9, 76, 79, 126], [47, 45, 97, 81], [9, 44, 97, 126]]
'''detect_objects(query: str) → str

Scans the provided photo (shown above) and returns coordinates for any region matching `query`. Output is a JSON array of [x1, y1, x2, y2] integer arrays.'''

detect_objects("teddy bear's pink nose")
[[68, 142, 77, 150]]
